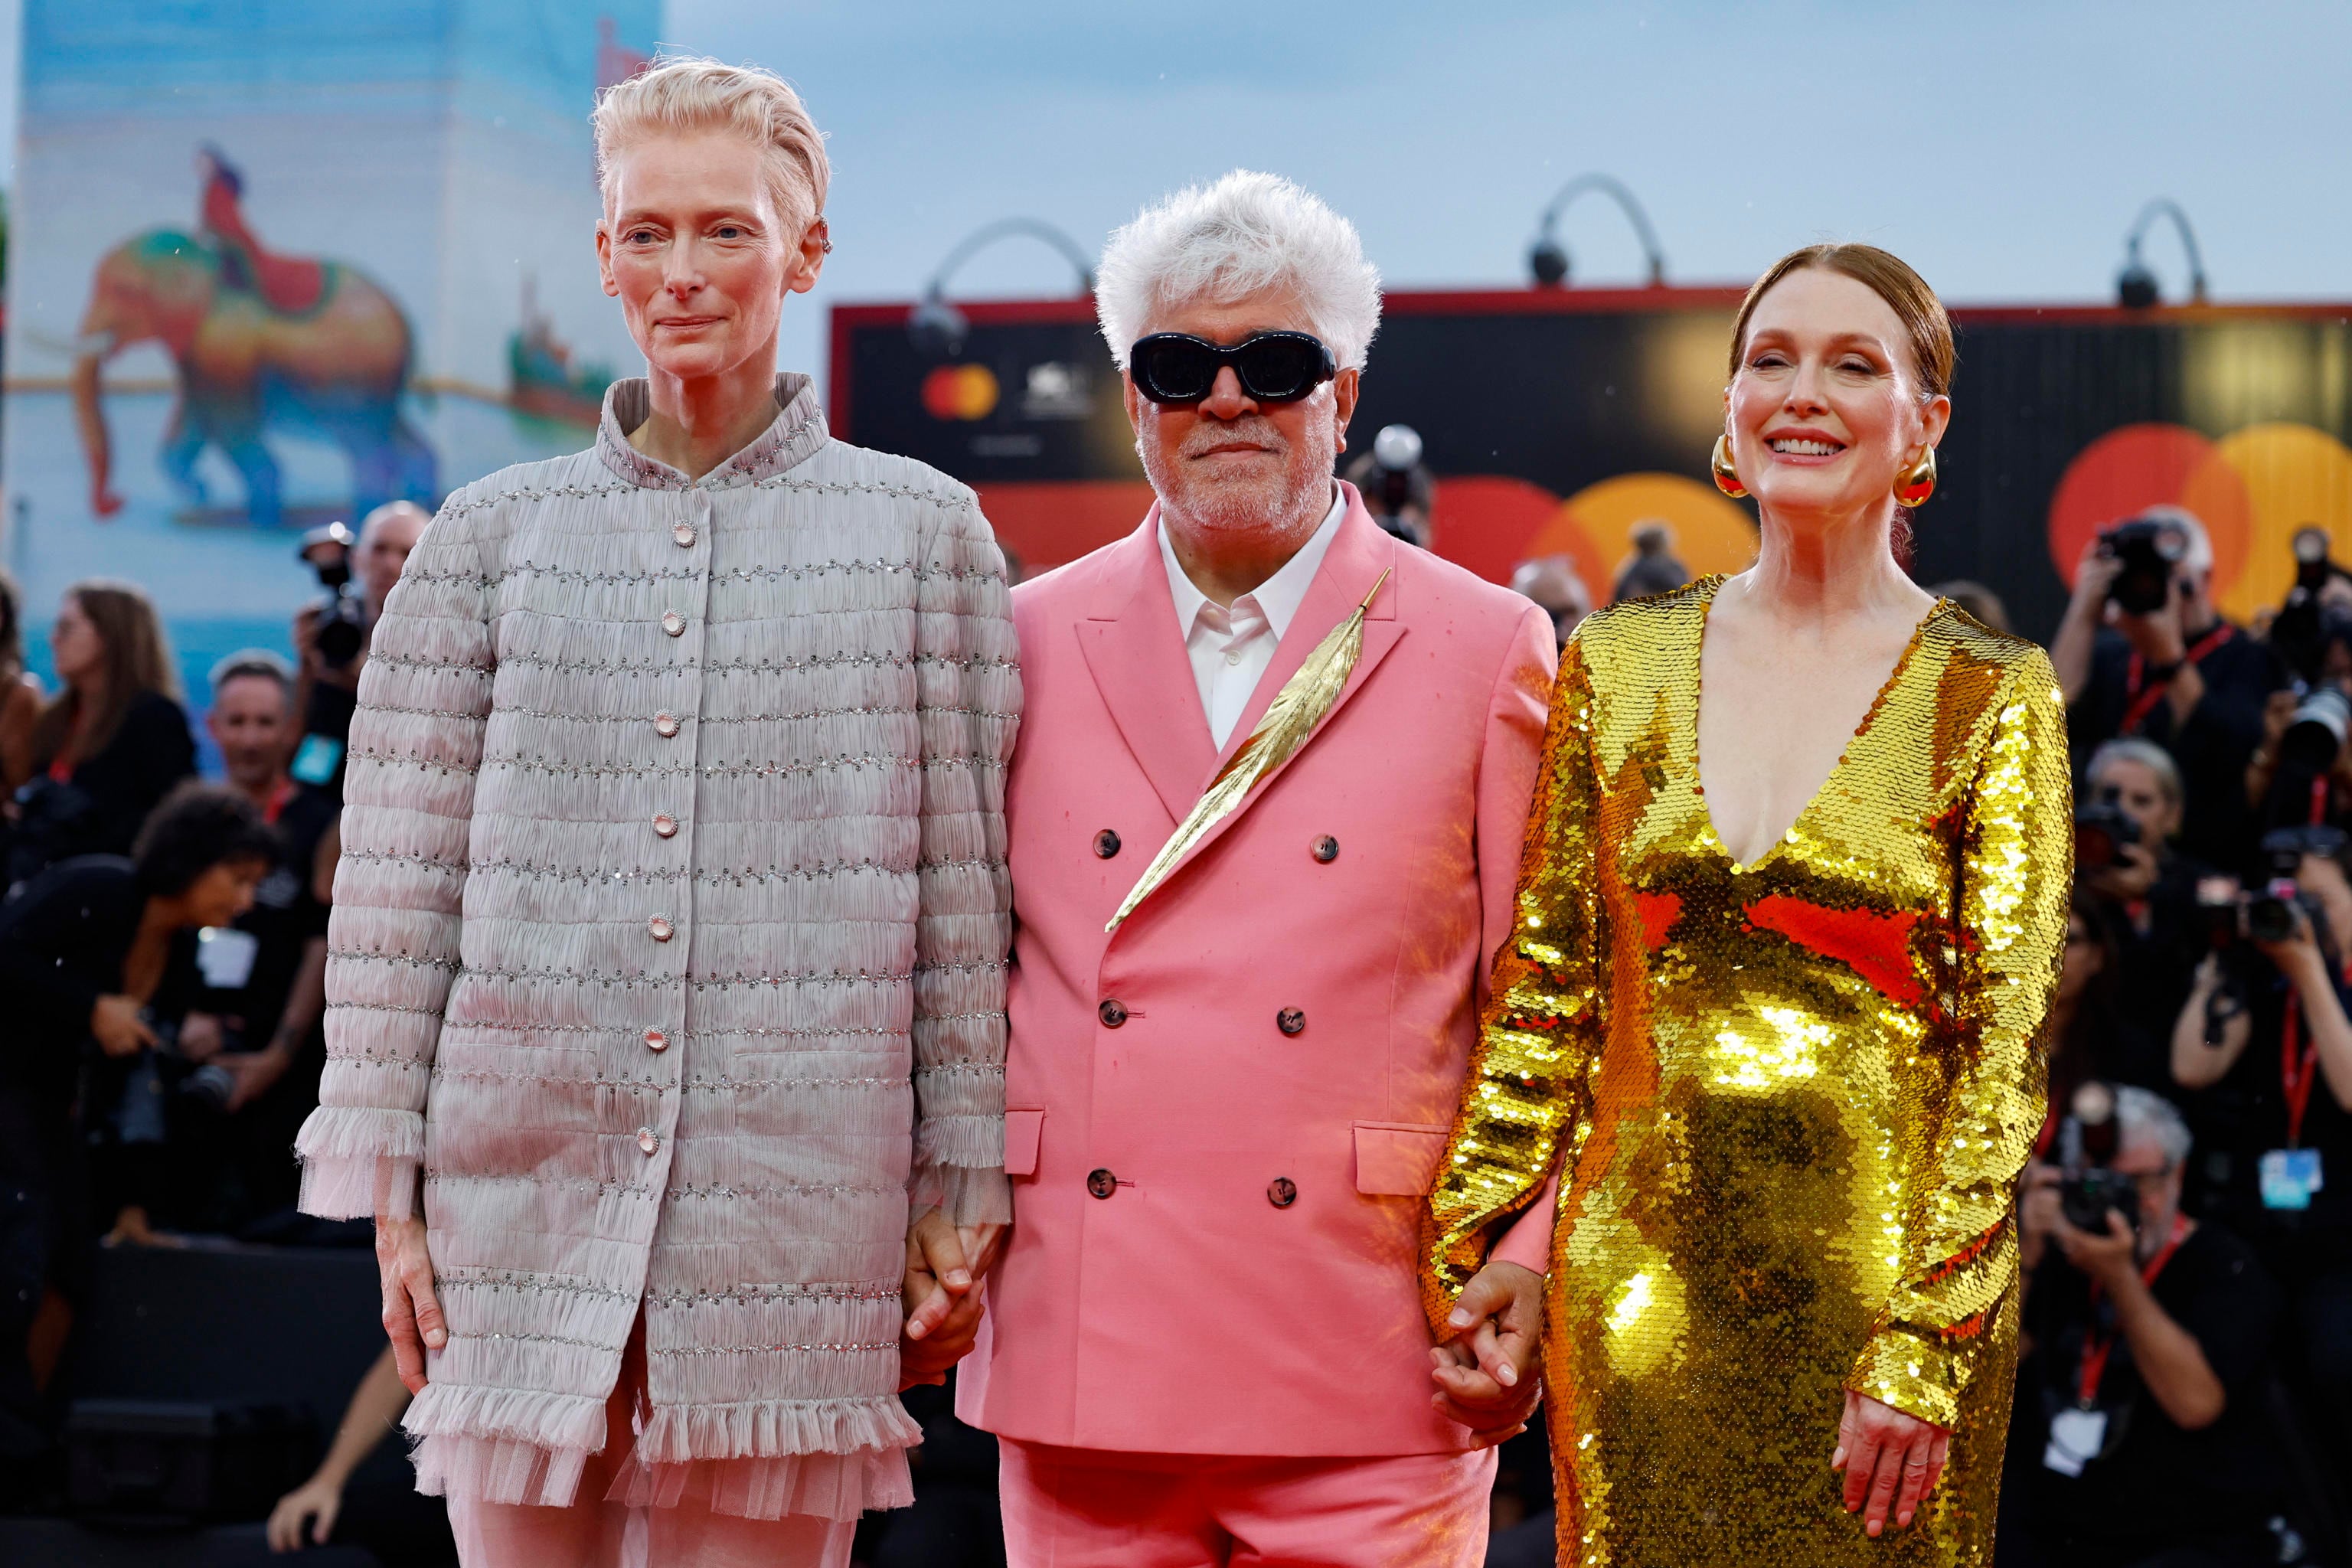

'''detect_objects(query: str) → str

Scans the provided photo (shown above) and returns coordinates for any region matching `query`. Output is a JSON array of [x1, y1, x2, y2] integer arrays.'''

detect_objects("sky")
[[1, 0, 2344, 383]]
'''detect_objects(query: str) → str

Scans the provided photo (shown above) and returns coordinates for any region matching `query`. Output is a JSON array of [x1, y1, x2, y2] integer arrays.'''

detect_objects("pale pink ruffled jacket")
[[293, 374, 1018, 1521]]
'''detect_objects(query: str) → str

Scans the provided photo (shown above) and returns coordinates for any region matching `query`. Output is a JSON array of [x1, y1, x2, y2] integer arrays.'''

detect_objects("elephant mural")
[[70, 227, 435, 528]]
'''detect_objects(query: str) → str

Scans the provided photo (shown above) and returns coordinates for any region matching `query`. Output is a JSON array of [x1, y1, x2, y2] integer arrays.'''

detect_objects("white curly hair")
[[1095, 170, 1382, 371]]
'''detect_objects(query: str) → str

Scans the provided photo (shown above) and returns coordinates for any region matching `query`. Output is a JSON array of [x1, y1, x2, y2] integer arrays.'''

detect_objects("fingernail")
[[946, 1269, 971, 1289], [906, 1322, 926, 1339], [1448, 1308, 1473, 1328], [1831, 1448, 1845, 1467], [1498, 1365, 1517, 1387], [425, 1328, 445, 1348], [1898, 1512, 1913, 1527], [1868, 1521, 1883, 1538]]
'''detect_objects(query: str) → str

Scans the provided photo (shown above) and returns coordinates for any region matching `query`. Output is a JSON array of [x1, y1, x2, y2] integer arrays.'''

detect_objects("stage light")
[[910, 218, 1096, 358], [2115, 199, 2209, 309], [1527, 174, 1667, 290]]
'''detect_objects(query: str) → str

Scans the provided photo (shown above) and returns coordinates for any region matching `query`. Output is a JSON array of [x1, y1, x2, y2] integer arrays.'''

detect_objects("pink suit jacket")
[[956, 488, 1558, 1456]]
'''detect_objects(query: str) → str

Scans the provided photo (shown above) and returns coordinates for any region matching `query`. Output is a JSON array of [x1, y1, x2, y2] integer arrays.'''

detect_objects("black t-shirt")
[[2184, 959, 2352, 1256], [193, 786, 335, 1047], [2068, 622, 2284, 872], [2099, 852, 2218, 1048], [2014, 1222, 2283, 1550]]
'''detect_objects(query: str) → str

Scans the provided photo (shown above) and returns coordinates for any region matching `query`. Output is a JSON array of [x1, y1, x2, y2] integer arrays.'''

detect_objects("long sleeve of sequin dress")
[[1423, 579, 2069, 1568]]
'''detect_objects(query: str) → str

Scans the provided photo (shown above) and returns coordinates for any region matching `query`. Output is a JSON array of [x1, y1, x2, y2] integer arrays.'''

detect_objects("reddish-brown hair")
[[1727, 243, 1955, 400]]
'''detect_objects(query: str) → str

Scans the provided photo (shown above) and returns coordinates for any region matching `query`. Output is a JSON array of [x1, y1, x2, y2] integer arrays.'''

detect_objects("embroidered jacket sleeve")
[[293, 498, 495, 1221], [907, 490, 1021, 1226], [1848, 653, 2070, 1428]]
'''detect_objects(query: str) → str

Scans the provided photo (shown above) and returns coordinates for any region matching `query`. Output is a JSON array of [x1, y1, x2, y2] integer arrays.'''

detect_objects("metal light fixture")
[[2115, 198, 2208, 309], [908, 217, 1096, 358], [1527, 174, 1667, 290]]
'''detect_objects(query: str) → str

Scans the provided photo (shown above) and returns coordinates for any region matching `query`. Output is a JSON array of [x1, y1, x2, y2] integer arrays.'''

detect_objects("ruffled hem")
[[294, 1106, 425, 1220], [913, 1162, 1011, 1228], [296, 1153, 421, 1222], [408, 1390, 923, 1520], [412, 1435, 916, 1521]]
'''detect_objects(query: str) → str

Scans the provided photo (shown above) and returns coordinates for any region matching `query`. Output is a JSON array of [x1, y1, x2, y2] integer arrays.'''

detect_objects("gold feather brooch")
[[1106, 567, 1392, 933]]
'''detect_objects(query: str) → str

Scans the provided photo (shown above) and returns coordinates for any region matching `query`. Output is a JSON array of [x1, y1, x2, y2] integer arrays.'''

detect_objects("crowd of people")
[[0, 141, 2341, 1568], [0, 493, 2339, 1568]]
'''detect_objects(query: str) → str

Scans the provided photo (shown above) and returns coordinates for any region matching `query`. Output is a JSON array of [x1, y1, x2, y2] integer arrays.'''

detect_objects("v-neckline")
[[1690, 575, 1947, 874]]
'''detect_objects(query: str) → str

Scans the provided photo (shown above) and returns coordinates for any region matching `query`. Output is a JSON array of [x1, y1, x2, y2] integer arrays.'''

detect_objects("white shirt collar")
[[1159, 482, 1348, 639]]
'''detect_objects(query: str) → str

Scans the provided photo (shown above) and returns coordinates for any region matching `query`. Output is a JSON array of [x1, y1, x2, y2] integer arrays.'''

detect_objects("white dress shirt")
[[1159, 484, 1348, 747]]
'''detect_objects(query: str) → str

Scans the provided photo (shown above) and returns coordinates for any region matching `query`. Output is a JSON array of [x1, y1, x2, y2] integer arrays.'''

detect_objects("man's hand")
[[1429, 1261, 1544, 1446], [2088, 840, 2161, 906], [375, 1215, 444, 1394], [178, 1012, 228, 1063], [90, 995, 157, 1059], [2055, 1208, 2140, 1295], [899, 1210, 1001, 1388], [219, 1045, 292, 1112], [2067, 540, 2122, 621], [1834, 1389, 1950, 1536], [266, 1471, 344, 1551]]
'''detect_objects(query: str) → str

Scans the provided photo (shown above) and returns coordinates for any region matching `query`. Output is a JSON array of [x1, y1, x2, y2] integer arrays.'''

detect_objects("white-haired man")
[[955, 170, 1557, 1565], [2054, 505, 2287, 869]]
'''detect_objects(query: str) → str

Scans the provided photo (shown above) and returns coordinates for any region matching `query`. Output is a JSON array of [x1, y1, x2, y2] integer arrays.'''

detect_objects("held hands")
[[375, 1215, 446, 1395], [1430, 1261, 1545, 1446], [899, 1210, 1003, 1389], [1832, 1389, 1950, 1537]]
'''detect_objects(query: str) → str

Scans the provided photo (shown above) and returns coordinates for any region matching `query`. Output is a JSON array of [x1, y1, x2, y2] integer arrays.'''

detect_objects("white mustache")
[[1181, 419, 1285, 458]]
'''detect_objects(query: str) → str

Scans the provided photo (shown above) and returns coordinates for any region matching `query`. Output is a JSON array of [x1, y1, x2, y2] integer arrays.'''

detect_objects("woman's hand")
[[1429, 1261, 1545, 1446], [1833, 1388, 1950, 1536], [899, 1209, 997, 1388], [375, 1214, 444, 1395], [89, 995, 157, 1058], [266, 1471, 343, 1551]]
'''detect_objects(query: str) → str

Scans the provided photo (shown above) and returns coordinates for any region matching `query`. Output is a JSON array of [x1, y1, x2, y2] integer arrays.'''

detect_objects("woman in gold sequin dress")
[[1423, 246, 2070, 1566]]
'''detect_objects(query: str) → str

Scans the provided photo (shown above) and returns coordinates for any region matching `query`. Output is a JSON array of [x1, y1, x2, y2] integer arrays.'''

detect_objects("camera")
[[2243, 825, 2341, 946], [2098, 514, 2188, 616], [298, 521, 366, 669], [1363, 423, 1431, 547], [2057, 1081, 2138, 1239], [2267, 526, 2352, 682], [2073, 798, 2141, 871]]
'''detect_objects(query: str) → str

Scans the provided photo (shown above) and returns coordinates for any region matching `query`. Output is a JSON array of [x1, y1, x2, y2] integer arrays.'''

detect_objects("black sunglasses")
[[1129, 332, 1338, 406]]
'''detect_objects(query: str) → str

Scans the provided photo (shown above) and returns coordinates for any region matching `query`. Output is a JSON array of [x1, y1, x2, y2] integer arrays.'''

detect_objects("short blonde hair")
[[593, 55, 830, 236]]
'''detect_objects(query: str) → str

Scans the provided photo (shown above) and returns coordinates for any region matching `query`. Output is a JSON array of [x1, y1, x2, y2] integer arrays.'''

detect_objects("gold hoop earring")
[[1710, 434, 1747, 499], [1894, 448, 1938, 508]]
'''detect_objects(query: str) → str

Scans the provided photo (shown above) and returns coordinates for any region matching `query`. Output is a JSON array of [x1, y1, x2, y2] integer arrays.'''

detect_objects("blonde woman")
[[294, 57, 1019, 1566]]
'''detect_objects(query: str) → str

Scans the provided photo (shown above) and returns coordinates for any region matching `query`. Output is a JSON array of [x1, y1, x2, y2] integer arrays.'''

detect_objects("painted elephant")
[[72, 229, 436, 528]]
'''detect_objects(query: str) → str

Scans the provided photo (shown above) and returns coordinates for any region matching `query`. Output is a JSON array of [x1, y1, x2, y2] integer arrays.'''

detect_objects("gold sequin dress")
[[1424, 577, 2069, 1566]]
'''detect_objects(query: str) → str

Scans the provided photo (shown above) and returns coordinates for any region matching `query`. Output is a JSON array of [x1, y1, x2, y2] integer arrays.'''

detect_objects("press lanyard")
[[2076, 1212, 2192, 1407], [263, 778, 293, 826], [2284, 990, 2320, 1150], [2122, 624, 2233, 734]]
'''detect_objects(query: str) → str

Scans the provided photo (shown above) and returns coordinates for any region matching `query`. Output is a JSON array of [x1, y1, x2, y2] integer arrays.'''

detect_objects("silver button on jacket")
[[292, 373, 1020, 1518]]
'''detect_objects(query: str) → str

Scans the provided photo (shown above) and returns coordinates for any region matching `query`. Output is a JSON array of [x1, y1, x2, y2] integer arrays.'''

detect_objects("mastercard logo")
[[922, 363, 1000, 422], [2047, 421, 2352, 620]]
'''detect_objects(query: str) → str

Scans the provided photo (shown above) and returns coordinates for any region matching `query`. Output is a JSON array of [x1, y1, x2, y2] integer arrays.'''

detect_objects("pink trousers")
[[998, 1439, 1497, 1567], [443, 1316, 857, 1568]]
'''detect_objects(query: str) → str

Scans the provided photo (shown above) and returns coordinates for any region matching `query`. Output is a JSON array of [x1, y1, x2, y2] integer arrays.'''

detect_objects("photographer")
[[179, 652, 339, 1226], [2171, 825, 2352, 1488], [2056, 508, 2286, 871], [289, 499, 425, 803], [0, 783, 274, 1434], [2078, 739, 2219, 1047], [2007, 1086, 2284, 1568]]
